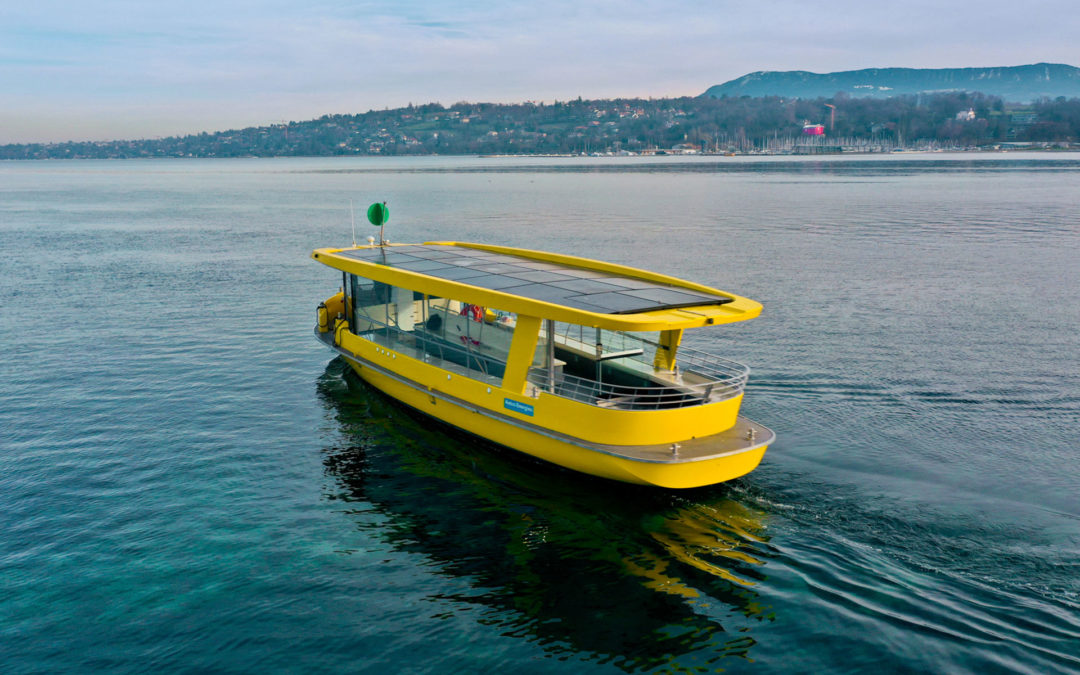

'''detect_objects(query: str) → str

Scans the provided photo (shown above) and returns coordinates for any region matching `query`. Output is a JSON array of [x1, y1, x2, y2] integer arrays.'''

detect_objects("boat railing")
[[527, 362, 747, 410], [528, 336, 749, 410], [353, 314, 507, 387], [347, 312, 749, 411]]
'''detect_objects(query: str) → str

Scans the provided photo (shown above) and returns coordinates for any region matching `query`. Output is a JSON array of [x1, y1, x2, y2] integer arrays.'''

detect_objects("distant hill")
[[702, 63, 1080, 102], [4, 93, 1080, 159]]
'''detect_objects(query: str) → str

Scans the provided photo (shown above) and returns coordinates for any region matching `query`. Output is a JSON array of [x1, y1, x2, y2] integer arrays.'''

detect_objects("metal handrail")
[[526, 361, 747, 410], [354, 312, 507, 385], [540, 327, 749, 408], [350, 314, 749, 411]]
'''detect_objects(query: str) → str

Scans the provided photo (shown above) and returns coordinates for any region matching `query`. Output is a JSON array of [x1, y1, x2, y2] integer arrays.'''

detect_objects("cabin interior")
[[337, 274, 745, 410]]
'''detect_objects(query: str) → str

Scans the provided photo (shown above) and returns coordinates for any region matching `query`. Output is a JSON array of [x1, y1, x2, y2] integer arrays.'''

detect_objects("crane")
[[824, 104, 836, 133]]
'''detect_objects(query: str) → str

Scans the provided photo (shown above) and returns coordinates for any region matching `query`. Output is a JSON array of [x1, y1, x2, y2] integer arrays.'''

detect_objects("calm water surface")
[[2, 154, 1078, 673]]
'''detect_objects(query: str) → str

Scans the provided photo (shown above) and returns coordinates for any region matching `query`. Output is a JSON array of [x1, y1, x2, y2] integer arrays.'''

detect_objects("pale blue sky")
[[2, 0, 1077, 143]]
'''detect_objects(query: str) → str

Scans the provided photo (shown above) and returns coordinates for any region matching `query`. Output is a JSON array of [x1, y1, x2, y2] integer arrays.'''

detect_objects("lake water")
[[2, 154, 1078, 673]]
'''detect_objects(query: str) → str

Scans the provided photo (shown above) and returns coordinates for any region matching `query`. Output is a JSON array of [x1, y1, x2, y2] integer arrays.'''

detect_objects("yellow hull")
[[328, 331, 771, 489]]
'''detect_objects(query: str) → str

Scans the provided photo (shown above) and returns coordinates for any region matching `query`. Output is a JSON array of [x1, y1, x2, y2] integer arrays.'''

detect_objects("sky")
[[2, 0, 1078, 144]]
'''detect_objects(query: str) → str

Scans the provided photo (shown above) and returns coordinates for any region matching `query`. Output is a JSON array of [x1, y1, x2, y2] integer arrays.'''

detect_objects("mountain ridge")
[[702, 63, 1080, 102]]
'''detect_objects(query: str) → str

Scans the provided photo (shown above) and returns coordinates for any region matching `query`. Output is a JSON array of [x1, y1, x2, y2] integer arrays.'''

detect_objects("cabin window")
[[546, 322, 658, 378], [346, 275, 520, 386], [549, 323, 657, 361], [522, 322, 670, 397], [350, 275, 384, 307]]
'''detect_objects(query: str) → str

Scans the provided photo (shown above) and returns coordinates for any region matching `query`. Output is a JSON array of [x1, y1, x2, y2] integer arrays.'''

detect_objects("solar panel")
[[504, 270, 572, 284], [466, 275, 534, 291], [435, 266, 491, 281], [337, 244, 732, 314], [394, 259, 454, 273], [547, 278, 625, 294]]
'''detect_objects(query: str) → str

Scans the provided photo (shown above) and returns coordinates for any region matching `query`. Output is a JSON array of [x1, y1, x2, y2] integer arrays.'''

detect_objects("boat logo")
[[503, 398, 535, 416]]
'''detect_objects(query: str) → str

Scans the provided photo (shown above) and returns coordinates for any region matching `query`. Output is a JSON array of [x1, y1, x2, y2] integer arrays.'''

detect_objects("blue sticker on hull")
[[503, 398, 535, 416]]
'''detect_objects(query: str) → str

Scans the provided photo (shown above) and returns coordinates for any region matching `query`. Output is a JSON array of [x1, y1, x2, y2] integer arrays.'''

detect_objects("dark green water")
[[2, 155, 1078, 673]]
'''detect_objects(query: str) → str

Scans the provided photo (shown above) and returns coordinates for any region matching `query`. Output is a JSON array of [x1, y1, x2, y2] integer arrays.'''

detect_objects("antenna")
[[350, 200, 357, 247]]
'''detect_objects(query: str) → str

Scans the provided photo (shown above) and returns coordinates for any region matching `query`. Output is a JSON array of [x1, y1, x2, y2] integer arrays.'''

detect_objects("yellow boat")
[[312, 218, 773, 489]]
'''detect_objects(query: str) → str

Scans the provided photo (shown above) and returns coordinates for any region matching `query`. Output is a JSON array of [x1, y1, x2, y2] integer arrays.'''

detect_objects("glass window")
[[347, 275, 519, 386]]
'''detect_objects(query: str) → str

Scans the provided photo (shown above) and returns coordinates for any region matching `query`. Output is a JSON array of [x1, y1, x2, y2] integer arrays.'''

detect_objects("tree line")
[[4, 93, 1080, 160]]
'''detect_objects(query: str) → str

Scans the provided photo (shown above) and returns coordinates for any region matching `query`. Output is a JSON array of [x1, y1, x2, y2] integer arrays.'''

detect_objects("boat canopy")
[[312, 242, 761, 331]]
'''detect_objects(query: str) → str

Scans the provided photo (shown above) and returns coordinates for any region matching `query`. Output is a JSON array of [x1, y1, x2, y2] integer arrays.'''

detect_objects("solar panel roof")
[[338, 244, 732, 315]]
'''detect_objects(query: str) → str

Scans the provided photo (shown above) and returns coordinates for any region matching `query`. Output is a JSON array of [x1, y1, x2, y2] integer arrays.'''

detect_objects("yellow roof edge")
[[427, 241, 738, 299], [312, 244, 761, 332]]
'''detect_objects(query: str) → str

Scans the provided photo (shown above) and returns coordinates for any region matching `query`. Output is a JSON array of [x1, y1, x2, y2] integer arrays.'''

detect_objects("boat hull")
[[312, 240, 774, 488], [332, 341, 771, 489]]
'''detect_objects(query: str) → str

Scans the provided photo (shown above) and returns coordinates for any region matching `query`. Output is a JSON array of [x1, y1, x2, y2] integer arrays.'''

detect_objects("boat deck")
[[588, 416, 773, 463]]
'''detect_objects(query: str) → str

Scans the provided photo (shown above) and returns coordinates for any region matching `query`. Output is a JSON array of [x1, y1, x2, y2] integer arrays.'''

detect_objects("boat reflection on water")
[[316, 358, 776, 671]]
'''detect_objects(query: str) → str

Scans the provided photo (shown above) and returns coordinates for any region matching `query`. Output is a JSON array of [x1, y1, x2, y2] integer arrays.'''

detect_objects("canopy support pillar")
[[501, 315, 542, 394], [653, 328, 683, 372]]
